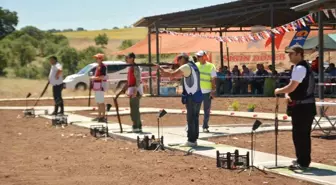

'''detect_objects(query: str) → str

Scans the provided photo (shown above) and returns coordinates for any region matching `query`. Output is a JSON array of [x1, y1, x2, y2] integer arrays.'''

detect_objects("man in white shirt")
[[159, 53, 203, 147], [48, 56, 64, 115], [274, 44, 316, 170], [195, 50, 216, 133]]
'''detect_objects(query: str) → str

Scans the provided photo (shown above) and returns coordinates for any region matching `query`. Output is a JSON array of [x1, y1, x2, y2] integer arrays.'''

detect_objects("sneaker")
[[289, 161, 308, 170], [180, 141, 197, 147], [98, 117, 107, 123], [203, 128, 210, 133], [92, 117, 100, 121]]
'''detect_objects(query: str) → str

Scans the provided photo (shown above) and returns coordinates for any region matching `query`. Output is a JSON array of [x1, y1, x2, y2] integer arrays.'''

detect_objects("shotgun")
[[34, 82, 50, 107]]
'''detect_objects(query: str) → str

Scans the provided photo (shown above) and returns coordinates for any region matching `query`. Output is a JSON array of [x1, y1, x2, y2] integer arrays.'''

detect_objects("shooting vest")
[[182, 62, 203, 104], [93, 63, 107, 91], [196, 62, 214, 91], [287, 60, 316, 116], [289, 60, 315, 102]]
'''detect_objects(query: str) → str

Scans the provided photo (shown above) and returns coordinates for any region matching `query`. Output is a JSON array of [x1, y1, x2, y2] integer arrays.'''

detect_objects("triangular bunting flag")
[[331, 9, 336, 19], [291, 22, 297, 31], [271, 28, 280, 34], [307, 14, 315, 24], [282, 25, 289, 32], [300, 18, 306, 27], [277, 27, 284, 34], [297, 20, 302, 29], [323, 9, 330, 18]]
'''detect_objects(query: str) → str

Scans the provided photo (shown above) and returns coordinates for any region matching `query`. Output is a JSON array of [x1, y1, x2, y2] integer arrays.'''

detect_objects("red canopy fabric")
[[112, 30, 335, 55]]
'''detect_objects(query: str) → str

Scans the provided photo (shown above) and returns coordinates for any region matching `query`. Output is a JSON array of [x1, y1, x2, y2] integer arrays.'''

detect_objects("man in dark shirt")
[[254, 64, 269, 94], [275, 44, 316, 170]]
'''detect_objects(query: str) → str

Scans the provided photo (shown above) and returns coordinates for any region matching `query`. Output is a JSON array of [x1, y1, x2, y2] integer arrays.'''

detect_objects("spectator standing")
[[254, 64, 269, 94], [241, 65, 253, 94]]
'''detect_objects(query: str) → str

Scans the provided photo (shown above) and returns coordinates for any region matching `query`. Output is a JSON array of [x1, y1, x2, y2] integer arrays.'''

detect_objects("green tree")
[[11, 40, 36, 66], [113, 27, 119, 30], [78, 46, 104, 69], [94, 33, 108, 47], [0, 7, 18, 39], [20, 26, 44, 40], [0, 49, 7, 75], [77, 27, 85, 31], [57, 47, 79, 76], [118, 39, 135, 50]]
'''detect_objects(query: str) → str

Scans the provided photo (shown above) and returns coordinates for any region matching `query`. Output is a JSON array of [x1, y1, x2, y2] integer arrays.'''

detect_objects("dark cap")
[[285, 44, 304, 54], [125, 52, 136, 59]]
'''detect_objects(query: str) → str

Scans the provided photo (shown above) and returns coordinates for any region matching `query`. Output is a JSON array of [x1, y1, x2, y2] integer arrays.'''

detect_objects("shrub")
[[231, 100, 240, 111]]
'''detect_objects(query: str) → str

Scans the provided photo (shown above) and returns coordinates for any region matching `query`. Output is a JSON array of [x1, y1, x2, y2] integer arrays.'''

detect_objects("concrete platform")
[[36, 113, 336, 185]]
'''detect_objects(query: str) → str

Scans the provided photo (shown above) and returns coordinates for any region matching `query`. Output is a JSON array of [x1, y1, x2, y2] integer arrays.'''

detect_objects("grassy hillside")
[[56, 27, 147, 40]]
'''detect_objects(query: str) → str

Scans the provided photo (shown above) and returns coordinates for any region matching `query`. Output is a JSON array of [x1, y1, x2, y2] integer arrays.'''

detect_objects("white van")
[[63, 61, 128, 90]]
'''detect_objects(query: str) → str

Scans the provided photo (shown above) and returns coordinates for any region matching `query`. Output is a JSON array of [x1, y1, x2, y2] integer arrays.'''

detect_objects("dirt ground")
[[0, 110, 314, 185], [209, 131, 336, 167]]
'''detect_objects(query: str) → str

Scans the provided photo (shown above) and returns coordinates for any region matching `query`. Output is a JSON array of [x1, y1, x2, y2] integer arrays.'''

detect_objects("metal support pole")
[[318, 11, 324, 101], [270, 4, 276, 73], [155, 24, 160, 96], [219, 28, 224, 69], [148, 27, 153, 95]]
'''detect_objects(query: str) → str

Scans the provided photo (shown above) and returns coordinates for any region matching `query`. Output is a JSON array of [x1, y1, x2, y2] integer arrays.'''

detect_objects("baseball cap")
[[176, 53, 189, 61], [93, 53, 104, 60], [125, 52, 136, 59], [285, 44, 304, 54], [195, 50, 207, 57]]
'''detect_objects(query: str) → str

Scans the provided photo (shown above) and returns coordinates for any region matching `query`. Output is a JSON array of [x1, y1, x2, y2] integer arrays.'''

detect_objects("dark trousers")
[[202, 93, 211, 129], [291, 108, 315, 167], [186, 97, 201, 142], [130, 93, 142, 129], [52, 84, 64, 113]]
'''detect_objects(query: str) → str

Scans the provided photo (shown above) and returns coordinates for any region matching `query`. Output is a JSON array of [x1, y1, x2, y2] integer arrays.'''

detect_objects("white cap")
[[195, 50, 206, 57]]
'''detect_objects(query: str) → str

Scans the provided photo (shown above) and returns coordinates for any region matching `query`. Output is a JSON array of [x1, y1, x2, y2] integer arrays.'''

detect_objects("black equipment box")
[[137, 135, 164, 150], [23, 108, 35, 117], [90, 125, 109, 138], [51, 115, 68, 126], [216, 150, 249, 170]]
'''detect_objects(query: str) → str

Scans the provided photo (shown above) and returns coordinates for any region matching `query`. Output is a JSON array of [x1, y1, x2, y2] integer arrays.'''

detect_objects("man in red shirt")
[[124, 52, 142, 132], [91, 53, 107, 122]]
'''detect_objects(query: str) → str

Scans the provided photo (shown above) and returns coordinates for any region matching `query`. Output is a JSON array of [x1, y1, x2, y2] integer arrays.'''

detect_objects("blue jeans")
[[202, 93, 212, 129], [186, 96, 201, 143]]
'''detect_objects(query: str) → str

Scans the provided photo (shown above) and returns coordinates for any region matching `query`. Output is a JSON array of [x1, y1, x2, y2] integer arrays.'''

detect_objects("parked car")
[[63, 61, 128, 90]]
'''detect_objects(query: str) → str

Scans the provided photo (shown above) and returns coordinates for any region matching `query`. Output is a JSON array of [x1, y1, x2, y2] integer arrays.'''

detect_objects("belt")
[[292, 98, 315, 105]]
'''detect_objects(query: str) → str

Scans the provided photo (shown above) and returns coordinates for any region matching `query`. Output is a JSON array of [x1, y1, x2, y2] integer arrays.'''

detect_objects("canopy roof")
[[113, 30, 336, 55], [291, 0, 336, 12], [134, 0, 309, 28], [303, 33, 336, 50]]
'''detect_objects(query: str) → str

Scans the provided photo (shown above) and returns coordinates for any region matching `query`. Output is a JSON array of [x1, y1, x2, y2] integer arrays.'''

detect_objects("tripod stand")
[[239, 120, 267, 175], [154, 109, 167, 151], [266, 96, 287, 169], [104, 104, 112, 139]]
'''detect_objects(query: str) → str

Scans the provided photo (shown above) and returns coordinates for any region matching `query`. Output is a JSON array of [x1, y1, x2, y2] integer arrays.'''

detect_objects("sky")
[[2, 0, 232, 31]]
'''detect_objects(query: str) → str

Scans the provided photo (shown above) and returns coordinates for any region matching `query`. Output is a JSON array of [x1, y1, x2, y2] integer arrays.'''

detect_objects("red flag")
[[307, 14, 315, 24], [265, 32, 286, 50]]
